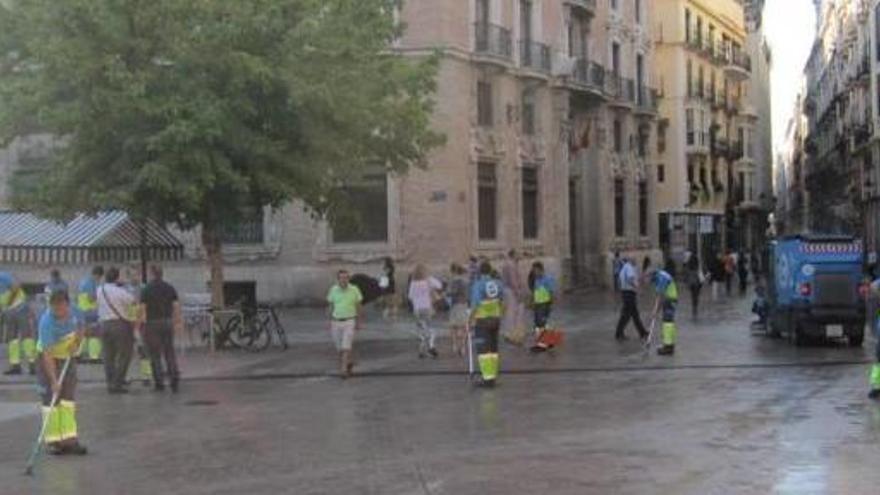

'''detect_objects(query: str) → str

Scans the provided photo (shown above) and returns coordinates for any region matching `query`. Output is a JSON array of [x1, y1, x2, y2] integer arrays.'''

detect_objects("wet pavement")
[[1, 289, 879, 494]]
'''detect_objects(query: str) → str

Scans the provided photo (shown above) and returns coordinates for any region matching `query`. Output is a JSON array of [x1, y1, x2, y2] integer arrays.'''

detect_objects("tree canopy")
[[0, 0, 443, 304]]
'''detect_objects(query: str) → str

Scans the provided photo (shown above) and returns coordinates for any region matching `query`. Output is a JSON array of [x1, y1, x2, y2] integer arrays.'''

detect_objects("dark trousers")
[[533, 303, 552, 329], [145, 320, 180, 386], [474, 317, 500, 355], [37, 358, 77, 405], [101, 320, 134, 390], [689, 285, 701, 317], [616, 291, 647, 338]]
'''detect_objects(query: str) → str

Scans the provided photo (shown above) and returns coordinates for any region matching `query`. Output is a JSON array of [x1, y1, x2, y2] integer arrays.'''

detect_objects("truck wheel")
[[846, 324, 864, 347]]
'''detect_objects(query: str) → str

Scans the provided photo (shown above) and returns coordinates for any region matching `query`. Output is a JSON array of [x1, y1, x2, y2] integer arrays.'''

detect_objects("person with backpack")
[[469, 261, 504, 387]]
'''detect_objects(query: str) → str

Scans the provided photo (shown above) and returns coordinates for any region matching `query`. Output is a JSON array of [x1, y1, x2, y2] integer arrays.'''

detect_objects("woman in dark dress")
[[380, 257, 397, 320]]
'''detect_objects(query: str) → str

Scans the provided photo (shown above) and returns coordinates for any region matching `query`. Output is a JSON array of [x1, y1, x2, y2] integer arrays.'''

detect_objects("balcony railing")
[[572, 58, 606, 92], [724, 47, 752, 73], [519, 40, 551, 73], [568, 0, 597, 12], [712, 136, 730, 157], [636, 86, 660, 112], [474, 23, 512, 60], [607, 73, 635, 103]]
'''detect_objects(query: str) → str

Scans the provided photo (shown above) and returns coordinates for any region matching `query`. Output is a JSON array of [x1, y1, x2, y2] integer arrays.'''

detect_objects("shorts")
[[449, 304, 469, 327], [331, 319, 356, 351]]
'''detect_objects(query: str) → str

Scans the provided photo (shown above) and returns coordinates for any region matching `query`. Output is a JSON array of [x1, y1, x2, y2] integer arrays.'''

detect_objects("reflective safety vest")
[[0, 288, 26, 311], [654, 271, 678, 302], [43, 332, 79, 360], [472, 277, 503, 319]]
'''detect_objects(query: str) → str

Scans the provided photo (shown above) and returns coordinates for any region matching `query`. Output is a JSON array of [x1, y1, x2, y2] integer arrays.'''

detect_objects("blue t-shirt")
[[78, 277, 97, 299], [0, 272, 15, 294], [37, 309, 81, 352], [470, 276, 503, 318], [45, 279, 69, 295], [652, 270, 678, 300]]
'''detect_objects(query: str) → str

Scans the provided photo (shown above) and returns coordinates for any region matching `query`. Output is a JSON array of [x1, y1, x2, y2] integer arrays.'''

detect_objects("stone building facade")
[[654, 0, 759, 266]]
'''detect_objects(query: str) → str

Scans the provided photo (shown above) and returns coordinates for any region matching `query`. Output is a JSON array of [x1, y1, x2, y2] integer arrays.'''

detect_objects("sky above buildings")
[[764, 0, 817, 155]]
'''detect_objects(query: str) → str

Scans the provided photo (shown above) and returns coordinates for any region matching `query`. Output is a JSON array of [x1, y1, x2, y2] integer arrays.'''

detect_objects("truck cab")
[[766, 234, 866, 346]]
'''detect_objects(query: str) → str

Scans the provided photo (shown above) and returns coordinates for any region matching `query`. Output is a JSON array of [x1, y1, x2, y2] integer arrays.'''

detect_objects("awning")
[[0, 211, 184, 265]]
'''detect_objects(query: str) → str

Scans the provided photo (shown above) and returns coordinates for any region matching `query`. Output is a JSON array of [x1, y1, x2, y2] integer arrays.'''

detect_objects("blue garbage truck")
[[766, 234, 866, 346]]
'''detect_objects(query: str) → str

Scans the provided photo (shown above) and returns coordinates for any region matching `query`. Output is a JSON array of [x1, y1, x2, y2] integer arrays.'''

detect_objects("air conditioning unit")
[[552, 54, 576, 77]]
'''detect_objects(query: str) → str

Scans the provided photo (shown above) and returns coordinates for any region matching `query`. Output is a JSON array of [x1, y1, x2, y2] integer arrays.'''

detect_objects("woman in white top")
[[408, 264, 443, 358]]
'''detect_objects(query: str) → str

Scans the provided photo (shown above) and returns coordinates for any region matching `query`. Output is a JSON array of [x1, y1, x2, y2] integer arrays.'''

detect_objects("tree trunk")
[[201, 222, 225, 309]]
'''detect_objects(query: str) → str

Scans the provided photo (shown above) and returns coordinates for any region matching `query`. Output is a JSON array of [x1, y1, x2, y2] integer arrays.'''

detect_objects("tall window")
[[658, 123, 667, 153], [477, 81, 493, 127], [637, 125, 648, 157], [697, 65, 704, 97], [612, 42, 621, 76], [221, 206, 265, 245], [614, 178, 625, 237], [657, 164, 666, 183], [686, 59, 693, 97], [638, 181, 648, 236], [522, 88, 536, 135], [611, 0, 618, 10], [708, 24, 716, 52], [614, 120, 623, 153], [636, 54, 645, 104], [635, 0, 642, 23], [876, 4, 880, 62], [522, 167, 539, 239], [685, 9, 691, 43], [478, 163, 498, 240], [696, 16, 702, 44], [520, 0, 532, 43], [332, 174, 389, 243], [686, 109, 695, 145], [476, 0, 489, 26]]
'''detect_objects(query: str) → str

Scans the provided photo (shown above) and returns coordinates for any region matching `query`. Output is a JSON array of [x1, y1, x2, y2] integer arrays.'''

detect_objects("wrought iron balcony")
[[519, 40, 551, 73], [728, 140, 744, 161], [474, 23, 512, 61], [723, 47, 751, 80], [635, 86, 660, 114], [571, 58, 606, 95], [606, 73, 635, 106]]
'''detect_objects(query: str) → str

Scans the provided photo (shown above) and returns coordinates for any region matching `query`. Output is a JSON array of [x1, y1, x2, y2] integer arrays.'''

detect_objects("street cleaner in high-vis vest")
[[868, 276, 880, 399], [528, 262, 558, 353], [649, 268, 679, 356], [77, 266, 104, 363], [469, 261, 504, 388], [1, 272, 37, 375], [36, 290, 88, 455]]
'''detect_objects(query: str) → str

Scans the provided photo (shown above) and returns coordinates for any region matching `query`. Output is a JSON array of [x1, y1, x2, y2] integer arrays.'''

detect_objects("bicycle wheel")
[[246, 313, 272, 352], [224, 315, 248, 349]]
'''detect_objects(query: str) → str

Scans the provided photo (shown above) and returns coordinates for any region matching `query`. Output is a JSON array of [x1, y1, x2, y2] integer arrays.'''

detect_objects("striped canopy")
[[0, 211, 183, 265]]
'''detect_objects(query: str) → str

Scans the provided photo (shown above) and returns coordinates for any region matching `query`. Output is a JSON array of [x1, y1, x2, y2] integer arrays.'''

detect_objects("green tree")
[[0, 0, 443, 306]]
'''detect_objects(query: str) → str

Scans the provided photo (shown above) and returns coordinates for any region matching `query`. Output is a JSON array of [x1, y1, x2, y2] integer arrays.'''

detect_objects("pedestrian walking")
[[710, 254, 725, 301], [684, 255, 703, 319], [615, 258, 649, 341], [612, 251, 623, 292], [469, 261, 504, 387], [327, 270, 363, 378], [447, 263, 470, 357], [140, 265, 182, 393], [76, 266, 104, 364], [501, 249, 528, 346], [1, 272, 37, 375], [868, 276, 880, 399], [97, 267, 137, 394], [723, 250, 736, 296], [738, 252, 749, 295], [44, 269, 69, 296], [648, 268, 680, 356], [379, 257, 397, 320], [35, 290, 87, 456], [528, 262, 557, 353], [124, 267, 152, 387], [408, 264, 443, 358]]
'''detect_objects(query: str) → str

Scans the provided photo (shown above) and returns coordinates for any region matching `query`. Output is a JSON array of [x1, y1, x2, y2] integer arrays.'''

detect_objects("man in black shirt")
[[140, 265, 182, 392]]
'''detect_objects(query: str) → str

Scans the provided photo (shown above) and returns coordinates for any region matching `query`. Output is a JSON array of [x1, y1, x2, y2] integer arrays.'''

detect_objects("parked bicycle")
[[223, 301, 288, 352]]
